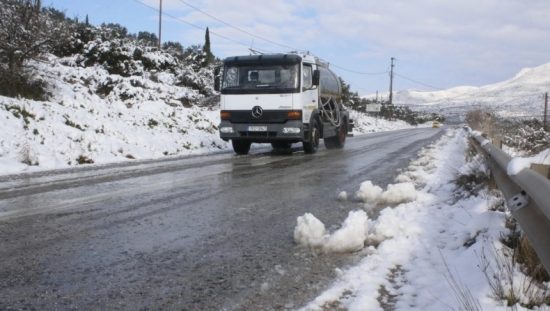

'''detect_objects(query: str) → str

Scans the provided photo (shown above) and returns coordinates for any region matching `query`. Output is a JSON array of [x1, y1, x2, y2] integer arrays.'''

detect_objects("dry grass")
[[440, 251, 483, 311], [479, 239, 550, 308]]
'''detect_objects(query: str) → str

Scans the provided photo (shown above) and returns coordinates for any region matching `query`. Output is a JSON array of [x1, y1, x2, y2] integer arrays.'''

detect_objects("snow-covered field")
[[295, 129, 547, 310], [0, 55, 418, 176]]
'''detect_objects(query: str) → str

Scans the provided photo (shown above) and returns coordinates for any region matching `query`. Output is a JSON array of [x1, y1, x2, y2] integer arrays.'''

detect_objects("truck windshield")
[[222, 64, 299, 94]]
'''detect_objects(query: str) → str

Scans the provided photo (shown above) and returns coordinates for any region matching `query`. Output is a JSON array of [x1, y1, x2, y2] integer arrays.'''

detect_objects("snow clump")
[[379, 182, 418, 204], [356, 181, 418, 204], [323, 210, 369, 253], [355, 181, 383, 203], [294, 210, 370, 253], [294, 213, 326, 248], [337, 191, 348, 201]]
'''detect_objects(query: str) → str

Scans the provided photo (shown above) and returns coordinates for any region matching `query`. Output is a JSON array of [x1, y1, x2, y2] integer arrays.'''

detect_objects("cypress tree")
[[85, 14, 89, 26], [203, 27, 214, 64]]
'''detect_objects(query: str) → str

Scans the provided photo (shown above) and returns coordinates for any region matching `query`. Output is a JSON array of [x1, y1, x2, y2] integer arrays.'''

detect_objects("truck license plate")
[[248, 125, 267, 132]]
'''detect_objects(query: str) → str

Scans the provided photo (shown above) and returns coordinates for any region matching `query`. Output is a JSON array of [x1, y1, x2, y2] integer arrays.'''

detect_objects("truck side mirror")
[[214, 66, 221, 91], [312, 69, 320, 86]]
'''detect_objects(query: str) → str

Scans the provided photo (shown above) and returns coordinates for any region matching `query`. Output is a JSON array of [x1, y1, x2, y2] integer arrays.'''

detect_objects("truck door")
[[301, 63, 318, 123]]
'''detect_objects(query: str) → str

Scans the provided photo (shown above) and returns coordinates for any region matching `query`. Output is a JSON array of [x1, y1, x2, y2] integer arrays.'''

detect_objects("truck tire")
[[232, 140, 251, 155], [303, 119, 320, 154], [324, 118, 347, 149]]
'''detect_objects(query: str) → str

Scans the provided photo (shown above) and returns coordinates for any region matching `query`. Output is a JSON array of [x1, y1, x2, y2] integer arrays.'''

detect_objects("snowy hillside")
[[0, 53, 227, 173], [378, 63, 550, 121], [0, 55, 418, 175]]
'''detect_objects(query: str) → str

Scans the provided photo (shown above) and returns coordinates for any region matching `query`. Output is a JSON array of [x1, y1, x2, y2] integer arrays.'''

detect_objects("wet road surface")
[[0, 128, 443, 310]]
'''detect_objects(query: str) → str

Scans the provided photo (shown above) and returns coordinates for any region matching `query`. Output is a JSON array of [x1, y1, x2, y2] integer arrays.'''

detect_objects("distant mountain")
[[373, 63, 550, 122]]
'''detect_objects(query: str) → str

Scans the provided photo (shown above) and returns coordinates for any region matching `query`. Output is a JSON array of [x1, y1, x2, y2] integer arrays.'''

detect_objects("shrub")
[[76, 155, 94, 164]]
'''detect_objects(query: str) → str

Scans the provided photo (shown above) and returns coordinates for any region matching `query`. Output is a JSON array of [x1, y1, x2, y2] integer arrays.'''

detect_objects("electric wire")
[[170, 0, 388, 76], [394, 72, 444, 90], [174, 0, 297, 51], [133, 0, 272, 53], [330, 63, 389, 76]]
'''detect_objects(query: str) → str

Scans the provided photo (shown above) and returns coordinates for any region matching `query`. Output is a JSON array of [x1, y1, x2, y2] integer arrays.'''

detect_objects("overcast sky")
[[45, 0, 550, 95]]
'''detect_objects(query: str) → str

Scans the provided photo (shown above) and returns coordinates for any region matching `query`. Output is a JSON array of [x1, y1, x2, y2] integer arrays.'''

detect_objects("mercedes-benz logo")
[[251, 106, 263, 118]]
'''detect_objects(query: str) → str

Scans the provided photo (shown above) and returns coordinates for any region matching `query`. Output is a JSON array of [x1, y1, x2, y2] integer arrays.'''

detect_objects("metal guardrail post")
[[471, 134, 550, 273]]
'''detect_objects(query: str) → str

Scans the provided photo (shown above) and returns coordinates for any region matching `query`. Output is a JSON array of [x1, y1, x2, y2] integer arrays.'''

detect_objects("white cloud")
[[157, 0, 550, 92]]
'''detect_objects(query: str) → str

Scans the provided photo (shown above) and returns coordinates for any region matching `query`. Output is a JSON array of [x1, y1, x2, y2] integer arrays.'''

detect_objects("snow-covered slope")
[[380, 63, 550, 121], [0, 54, 417, 175], [0, 54, 227, 174]]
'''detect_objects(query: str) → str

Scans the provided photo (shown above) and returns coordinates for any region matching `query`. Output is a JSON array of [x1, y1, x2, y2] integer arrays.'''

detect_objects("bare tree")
[[0, 0, 68, 97]]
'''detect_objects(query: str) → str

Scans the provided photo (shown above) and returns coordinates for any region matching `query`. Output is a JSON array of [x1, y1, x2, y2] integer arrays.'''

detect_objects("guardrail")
[[471, 133, 550, 273]]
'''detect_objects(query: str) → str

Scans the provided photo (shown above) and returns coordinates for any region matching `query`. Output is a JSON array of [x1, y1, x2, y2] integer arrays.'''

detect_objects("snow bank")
[[302, 129, 528, 311], [349, 109, 421, 135], [507, 148, 550, 175], [294, 210, 370, 253]]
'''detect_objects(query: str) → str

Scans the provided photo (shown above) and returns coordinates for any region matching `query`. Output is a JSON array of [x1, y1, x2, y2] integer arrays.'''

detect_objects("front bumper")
[[219, 120, 304, 143]]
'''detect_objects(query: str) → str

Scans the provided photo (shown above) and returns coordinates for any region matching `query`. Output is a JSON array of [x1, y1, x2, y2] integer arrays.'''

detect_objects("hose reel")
[[319, 96, 341, 127]]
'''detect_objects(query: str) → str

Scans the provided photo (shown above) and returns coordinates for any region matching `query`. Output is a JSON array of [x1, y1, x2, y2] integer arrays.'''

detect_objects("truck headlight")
[[220, 127, 234, 133], [282, 127, 301, 134]]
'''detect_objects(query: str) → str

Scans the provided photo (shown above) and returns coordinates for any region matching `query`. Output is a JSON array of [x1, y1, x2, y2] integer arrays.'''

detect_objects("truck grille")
[[229, 110, 292, 124], [238, 131, 277, 138]]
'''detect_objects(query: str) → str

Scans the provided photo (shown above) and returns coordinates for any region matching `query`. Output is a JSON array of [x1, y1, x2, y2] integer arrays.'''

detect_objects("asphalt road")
[[0, 127, 444, 310]]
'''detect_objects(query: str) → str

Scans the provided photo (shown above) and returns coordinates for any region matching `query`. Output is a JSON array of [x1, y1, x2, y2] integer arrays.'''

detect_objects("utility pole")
[[388, 57, 395, 120], [388, 57, 395, 105], [544, 92, 548, 131], [158, 0, 163, 50]]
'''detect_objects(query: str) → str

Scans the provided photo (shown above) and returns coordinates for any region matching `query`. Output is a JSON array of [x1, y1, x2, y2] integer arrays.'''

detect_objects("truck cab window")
[[222, 64, 299, 93], [223, 67, 239, 88], [303, 65, 312, 89]]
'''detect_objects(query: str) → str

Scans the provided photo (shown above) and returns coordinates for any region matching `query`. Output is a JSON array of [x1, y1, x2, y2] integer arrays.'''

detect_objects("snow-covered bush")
[[0, 0, 69, 99], [502, 119, 549, 155]]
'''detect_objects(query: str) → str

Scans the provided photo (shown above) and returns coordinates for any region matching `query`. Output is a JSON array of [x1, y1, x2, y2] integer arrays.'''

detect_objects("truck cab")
[[215, 53, 350, 155]]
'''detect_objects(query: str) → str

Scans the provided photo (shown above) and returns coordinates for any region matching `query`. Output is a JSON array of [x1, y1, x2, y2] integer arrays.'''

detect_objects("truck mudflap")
[[348, 119, 355, 137], [219, 120, 304, 143]]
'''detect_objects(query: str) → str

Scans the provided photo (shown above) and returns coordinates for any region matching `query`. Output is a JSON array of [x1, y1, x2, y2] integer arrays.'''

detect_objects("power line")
[[171, 0, 388, 76], [133, 0, 271, 53], [394, 72, 444, 90], [175, 0, 297, 51], [330, 63, 388, 76]]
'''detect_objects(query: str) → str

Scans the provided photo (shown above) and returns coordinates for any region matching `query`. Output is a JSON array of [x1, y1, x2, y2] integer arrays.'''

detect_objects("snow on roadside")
[[507, 148, 550, 175], [349, 109, 427, 135], [0, 54, 419, 176], [297, 129, 536, 310]]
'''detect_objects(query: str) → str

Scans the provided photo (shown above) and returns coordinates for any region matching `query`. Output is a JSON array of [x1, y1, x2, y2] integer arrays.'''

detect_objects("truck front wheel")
[[303, 119, 320, 154], [232, 140, 251, 155]]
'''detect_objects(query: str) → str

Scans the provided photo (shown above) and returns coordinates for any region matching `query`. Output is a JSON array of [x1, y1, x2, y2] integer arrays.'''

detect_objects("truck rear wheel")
[[303, 119, 320, 154], [324, 119, 347, 149], [232, 140, 251, 155]]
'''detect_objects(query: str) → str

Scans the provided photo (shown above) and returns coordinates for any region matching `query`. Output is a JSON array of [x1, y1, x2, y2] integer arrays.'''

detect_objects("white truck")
[[214, 53, 352, 155]]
